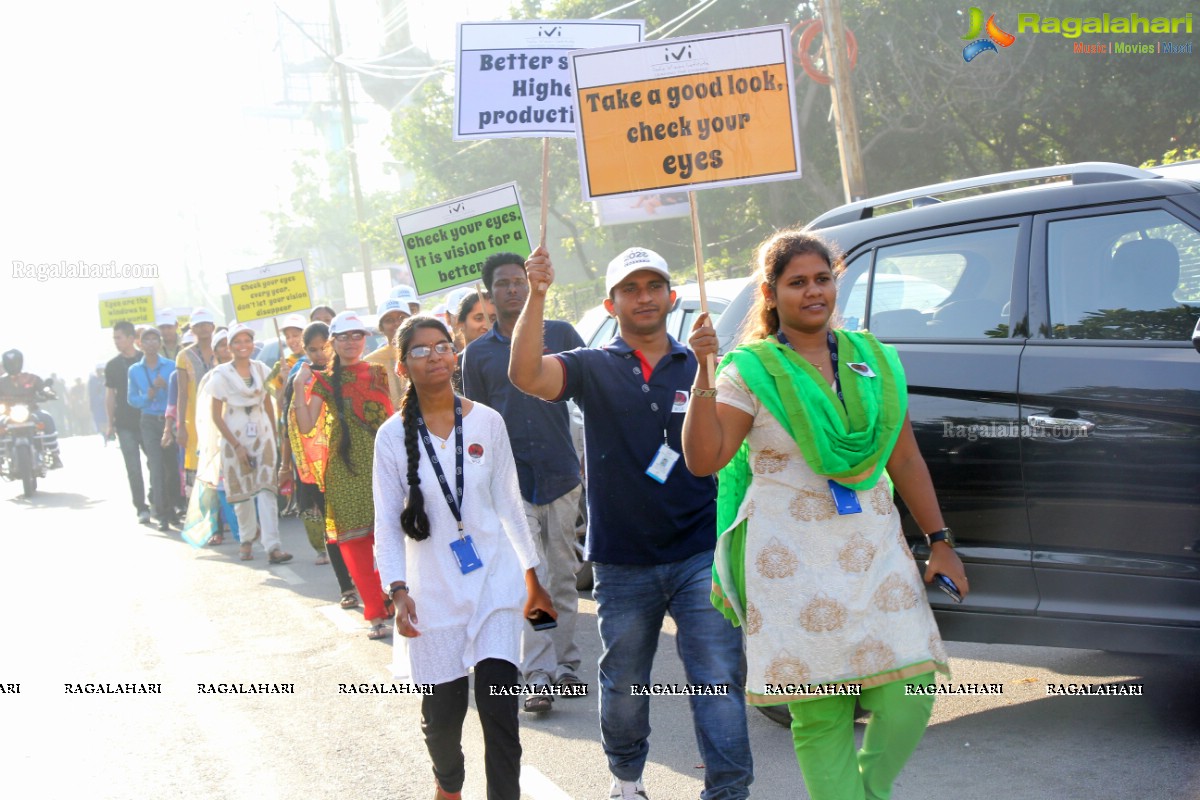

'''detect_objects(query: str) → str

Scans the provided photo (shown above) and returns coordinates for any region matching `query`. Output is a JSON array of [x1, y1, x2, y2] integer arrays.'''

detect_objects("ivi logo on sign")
[[651, 43, 709, 75], [448, 203, 466, 215], [961, 7, 1016, 61], [538, 26, 561, 37]]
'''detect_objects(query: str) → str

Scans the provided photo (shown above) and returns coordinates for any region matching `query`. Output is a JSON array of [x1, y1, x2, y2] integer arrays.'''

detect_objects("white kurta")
[[717, 363, 949, 705], [373, 402, 540, 686]]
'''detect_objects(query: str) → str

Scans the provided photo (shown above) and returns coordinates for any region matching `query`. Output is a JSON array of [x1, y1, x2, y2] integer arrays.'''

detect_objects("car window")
[[672, 302, 726, 342], [842, 228, 1018, 339], [1048, 208, 1200, 340], [588, 316, 618, 348]]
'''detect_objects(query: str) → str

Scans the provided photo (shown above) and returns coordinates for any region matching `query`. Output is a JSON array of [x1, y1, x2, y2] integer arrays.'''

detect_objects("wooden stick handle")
[[689, 191, 715, 376], [538, 138, 550, 293]]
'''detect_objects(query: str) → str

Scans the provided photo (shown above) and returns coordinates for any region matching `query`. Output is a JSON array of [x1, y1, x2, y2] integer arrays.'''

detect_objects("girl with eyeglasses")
[[294, 311, 394, 639], [374, 314, 554, 800]]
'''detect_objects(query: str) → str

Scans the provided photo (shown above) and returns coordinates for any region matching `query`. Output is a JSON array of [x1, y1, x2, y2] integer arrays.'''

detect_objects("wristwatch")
[[925, 527, 956, 548], [389, 582, 409, 595]]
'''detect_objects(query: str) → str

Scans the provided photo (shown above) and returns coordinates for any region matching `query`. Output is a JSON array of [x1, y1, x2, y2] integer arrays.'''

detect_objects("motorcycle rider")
[[0, 349, 63, 468]]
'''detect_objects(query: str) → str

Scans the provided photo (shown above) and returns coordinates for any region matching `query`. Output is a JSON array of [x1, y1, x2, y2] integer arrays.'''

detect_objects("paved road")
[[3, 436, 1198, 799]]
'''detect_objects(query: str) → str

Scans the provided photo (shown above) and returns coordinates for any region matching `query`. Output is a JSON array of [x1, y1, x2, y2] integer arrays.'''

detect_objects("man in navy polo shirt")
[[510, 245, 752, 800], [462, 251, 587, 714]]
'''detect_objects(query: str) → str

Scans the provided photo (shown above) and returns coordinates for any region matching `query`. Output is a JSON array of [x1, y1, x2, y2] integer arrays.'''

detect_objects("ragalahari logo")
[[961, 7, 1016, 61]]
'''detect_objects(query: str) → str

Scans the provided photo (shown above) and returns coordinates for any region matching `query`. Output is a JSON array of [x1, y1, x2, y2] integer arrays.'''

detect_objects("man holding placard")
[[509, 246, 752, 800], [462, 251, 586, 715]]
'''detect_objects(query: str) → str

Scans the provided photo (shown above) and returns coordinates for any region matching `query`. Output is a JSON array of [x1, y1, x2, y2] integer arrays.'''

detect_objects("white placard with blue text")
[[454, 19, 643, 140]]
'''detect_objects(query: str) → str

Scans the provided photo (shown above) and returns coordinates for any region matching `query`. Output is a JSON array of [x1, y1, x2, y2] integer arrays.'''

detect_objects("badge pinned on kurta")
[[846, 362, 876, 378], [467, 442, 485, 465], [672, 390, 690, 413]]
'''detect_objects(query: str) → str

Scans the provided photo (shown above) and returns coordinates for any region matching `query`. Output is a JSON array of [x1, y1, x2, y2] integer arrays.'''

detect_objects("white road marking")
[[317, 604, 363, 633], [269, 565, 305, 585], [521, 765, 574, 800]]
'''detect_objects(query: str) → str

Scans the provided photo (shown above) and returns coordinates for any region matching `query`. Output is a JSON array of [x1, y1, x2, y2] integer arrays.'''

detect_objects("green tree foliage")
[[273, 0, 1199, 320], [266, 151, 396, 306]]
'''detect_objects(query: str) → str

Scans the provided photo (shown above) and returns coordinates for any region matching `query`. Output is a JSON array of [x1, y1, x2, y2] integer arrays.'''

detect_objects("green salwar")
[[788, 672, 935, 800]]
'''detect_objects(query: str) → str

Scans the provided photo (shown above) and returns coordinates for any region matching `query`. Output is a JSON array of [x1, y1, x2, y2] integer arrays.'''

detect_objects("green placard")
[[395, 184, 532, 296]]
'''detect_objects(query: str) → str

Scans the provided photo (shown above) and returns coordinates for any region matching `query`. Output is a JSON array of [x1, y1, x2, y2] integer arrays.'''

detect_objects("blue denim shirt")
[[555, 335, 717, 566], [461, 320, 583, 505], [127, 356, 176, 417]]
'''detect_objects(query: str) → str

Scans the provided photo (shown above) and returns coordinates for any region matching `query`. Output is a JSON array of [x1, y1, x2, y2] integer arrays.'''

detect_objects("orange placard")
[[570, 26, 801, 200]]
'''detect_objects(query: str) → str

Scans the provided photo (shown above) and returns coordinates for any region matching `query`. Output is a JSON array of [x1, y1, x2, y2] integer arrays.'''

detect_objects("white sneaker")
[[608, 777, 648, 799]]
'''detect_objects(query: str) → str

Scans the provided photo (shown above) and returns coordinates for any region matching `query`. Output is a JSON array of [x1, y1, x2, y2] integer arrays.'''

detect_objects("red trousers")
[[338, 535, 386, 621]]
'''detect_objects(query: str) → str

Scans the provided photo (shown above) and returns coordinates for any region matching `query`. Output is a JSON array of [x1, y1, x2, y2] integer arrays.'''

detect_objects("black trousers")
[[421, 658, 521, 799], [115, 426, 147, 513]]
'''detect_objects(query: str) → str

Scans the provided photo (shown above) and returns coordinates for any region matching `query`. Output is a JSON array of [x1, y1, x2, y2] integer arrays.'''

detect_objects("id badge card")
[[244, 421, 258, 439], [645, 444, 680, 484], [449, 535, 484, 575], [827, 479, 862, 515]]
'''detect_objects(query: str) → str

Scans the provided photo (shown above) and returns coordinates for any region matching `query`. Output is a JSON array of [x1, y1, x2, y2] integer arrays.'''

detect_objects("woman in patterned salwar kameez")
[[294, 312, 394, 639], [682, 230, 969, 800]]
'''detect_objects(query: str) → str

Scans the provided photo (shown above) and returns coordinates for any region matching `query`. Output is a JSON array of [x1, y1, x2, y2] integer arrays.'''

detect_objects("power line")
[[647, 0, 719, 39], [591, 0, 645, 20]]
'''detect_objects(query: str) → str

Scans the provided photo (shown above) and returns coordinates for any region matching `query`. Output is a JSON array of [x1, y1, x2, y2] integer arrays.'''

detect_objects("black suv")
[[715, 162, 1200, 656]]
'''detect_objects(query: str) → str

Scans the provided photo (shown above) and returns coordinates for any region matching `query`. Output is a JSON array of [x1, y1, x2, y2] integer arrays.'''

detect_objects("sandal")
[[367, 622, 392, 640], [522, 694, 553, 713], [268, 549, 294, 565], [340, 592, 359, 610], [208, 533, 224, 546], [239, 544, 254, 561], [315, 553, 329, 565]]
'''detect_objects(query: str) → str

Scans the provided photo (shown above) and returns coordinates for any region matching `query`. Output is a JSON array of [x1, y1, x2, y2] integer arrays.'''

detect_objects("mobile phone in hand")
[[528, 609, 557, 631], [933, 574, 963, 604]]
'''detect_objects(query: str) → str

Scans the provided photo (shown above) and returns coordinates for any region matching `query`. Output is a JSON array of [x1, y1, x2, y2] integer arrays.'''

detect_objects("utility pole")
[[329, 0, 376, 309], [818, 0, 868, 202]]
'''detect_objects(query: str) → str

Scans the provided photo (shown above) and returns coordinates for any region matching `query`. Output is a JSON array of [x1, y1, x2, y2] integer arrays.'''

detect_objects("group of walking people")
[[371, 232, 966, 800], [105, 228, 969, 800]]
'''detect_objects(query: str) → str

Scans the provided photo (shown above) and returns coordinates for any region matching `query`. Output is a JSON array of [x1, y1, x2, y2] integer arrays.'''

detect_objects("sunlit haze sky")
[[0, 0, 511, 382]]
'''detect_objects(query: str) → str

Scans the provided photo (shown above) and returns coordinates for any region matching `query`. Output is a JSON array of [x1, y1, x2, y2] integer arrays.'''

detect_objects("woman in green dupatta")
[[682, 230, 968, 800]]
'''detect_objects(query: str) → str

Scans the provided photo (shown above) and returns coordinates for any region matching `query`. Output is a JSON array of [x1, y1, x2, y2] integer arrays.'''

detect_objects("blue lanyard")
[[776, 329, 844, 408], [416, 396, 465, 531]]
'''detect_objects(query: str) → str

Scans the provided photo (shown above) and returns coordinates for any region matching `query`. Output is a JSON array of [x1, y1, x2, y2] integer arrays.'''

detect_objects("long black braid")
[[399, 380, 430, 540], [327, 353, 355, 474], [394, 314, 454, 541]]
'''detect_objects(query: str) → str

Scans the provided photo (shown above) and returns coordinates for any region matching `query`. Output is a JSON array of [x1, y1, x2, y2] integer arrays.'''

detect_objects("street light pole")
[[329, 0, 376, 309]]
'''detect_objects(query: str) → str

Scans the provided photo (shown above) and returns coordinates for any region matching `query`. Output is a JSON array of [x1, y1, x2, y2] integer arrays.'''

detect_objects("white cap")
[[375, 297, 409, 321], [329, 311, 370, 335], [605, 247, 671, 296], [280, 313, 307, 332], [155, 310, 177, 327], [190, 307, 216, 326], [209, 330, 225, 347], [388, 284, 421, 312], [227, 323, 255, 342], [446, 286, 475, 316]]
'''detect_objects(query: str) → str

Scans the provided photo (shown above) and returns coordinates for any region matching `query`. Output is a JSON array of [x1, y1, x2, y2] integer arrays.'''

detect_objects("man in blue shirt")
[[127, 326, 177, 532], [462, 251, 586, 714], [510, 246, 752, 800]]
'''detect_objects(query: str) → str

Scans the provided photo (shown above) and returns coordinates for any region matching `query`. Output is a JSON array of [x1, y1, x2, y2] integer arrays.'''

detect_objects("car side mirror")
[[1193, 315, 1200, 354]]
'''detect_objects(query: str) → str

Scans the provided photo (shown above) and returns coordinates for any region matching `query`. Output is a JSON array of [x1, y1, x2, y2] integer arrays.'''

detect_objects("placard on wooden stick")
[[568, 25, 801, 201]]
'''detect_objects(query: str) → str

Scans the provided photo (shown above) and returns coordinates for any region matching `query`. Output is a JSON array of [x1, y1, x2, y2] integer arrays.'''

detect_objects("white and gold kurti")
[[718, 364, 949, 706]]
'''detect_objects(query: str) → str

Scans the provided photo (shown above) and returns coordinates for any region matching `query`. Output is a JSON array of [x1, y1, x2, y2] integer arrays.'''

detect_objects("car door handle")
[[1026, 415, 1095, 437]]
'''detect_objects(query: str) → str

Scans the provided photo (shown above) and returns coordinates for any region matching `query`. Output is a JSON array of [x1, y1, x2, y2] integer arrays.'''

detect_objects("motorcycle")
[[0, 394, 55, 497]]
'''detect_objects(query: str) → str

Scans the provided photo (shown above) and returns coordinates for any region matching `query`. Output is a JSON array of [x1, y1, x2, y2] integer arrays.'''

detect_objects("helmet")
[[1, 349, 22, 375]]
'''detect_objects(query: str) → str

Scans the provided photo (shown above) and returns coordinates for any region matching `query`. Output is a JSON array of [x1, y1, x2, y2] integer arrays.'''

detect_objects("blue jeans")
[[594, 549, 753, 800]]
